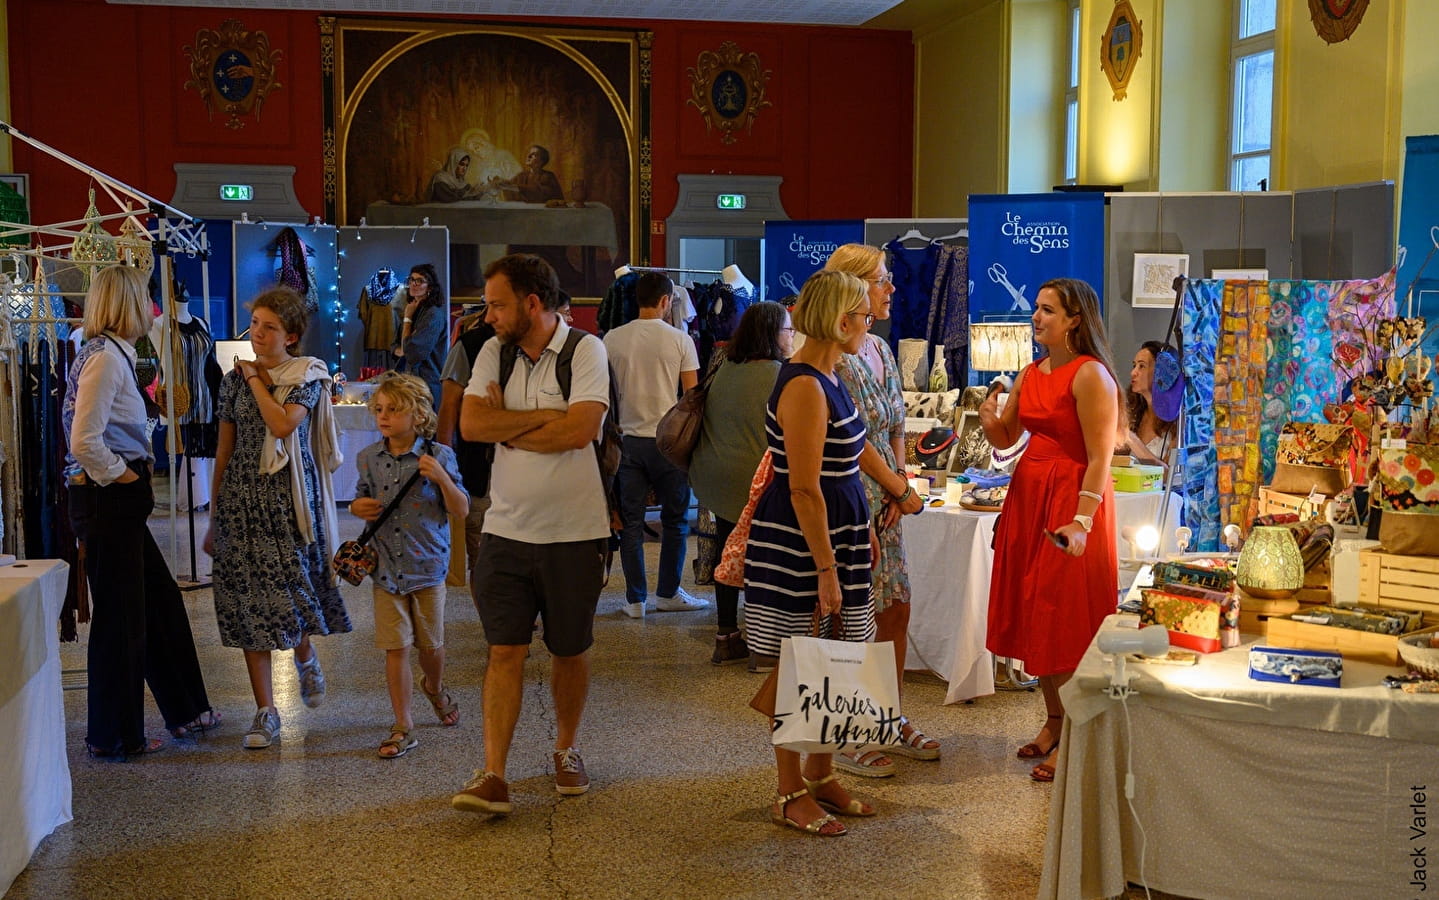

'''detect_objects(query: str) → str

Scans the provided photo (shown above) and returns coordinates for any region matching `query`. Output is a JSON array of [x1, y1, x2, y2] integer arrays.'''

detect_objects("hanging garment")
[[667, 283, 697, 331], [1212, 280, 1272, 535], [175, 316, 222, 458], [694, 281, 752, 376], [358, 268, 403, 366], [597, 271, 640, 332], [928, 244, 971, 390], [1181, 279, 1223, 552], [1260, 280, 1339, 484], [883, 239, 941, 351], [273, 227, 320, 314]]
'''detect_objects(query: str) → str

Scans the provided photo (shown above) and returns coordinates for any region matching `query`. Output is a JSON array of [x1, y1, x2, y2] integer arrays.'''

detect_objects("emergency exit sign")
[[220, 184, 253, 201], [716, 193, 746, 210]]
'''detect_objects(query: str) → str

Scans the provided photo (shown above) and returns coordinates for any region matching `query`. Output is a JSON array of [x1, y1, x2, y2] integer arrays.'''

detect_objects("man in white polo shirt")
[[603, 272, 707, 619], [450, 254, 609, 817]]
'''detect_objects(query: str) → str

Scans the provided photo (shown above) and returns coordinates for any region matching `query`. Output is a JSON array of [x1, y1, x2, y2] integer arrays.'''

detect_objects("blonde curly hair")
[[368, 372, 437, 438]]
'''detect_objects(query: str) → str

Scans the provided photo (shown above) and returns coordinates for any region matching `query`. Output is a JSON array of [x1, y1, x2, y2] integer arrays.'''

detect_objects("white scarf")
[[258, 356, 342, 580]]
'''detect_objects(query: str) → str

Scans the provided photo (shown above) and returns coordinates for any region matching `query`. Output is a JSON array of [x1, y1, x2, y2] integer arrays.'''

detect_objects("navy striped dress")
[[744, 362, 875, 658]]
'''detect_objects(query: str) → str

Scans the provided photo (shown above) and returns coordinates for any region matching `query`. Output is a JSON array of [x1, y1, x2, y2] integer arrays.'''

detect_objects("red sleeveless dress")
[[986, 356, 1118, 677]]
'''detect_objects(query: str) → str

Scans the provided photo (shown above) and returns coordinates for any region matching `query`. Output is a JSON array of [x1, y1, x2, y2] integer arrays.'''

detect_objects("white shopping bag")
[[771, 635, 904, 754]]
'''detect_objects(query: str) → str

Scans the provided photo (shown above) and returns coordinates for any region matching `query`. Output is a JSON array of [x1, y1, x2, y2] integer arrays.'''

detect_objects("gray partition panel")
[[1292, 182, 1394, 280]]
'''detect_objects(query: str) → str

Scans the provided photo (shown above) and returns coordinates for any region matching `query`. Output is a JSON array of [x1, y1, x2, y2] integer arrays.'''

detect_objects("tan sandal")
[[889, 716, 940, 760], [419, 675, 460, 727], [803, 773, 875, 817], [770, 787, 846, 836], [378, 725, 418, 759], [834, 749, 895, 778]]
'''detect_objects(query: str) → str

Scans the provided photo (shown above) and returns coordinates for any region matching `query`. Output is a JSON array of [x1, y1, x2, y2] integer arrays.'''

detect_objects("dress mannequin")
[[151, 296, 218, 509], [614, 265, 632, 278], [721, 264, 754, 296]]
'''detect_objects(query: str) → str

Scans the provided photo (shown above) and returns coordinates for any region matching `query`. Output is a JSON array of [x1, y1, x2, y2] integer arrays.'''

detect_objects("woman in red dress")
[[979, 278, 1123, 783]]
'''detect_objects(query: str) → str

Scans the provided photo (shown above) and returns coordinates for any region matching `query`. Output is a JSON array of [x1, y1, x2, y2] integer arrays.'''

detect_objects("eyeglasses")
[[407, 276, 428, 284], [779, 326, 796, 334], [867, 274, 894, 286], [847, 311, 876, 326]]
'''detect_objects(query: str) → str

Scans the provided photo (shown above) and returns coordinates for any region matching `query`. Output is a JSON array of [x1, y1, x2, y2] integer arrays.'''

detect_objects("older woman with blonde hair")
[[746, 269, 922, 837], [825, 243, 940, 777], [65, 264, 217, 756]]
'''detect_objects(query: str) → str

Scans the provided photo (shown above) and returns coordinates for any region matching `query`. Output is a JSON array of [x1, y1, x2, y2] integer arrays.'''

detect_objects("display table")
[[1040, 614, 1439, 900], [0, 559, 73, 896], [901, 491, 1182, 704], [332, 403, 380, 502]]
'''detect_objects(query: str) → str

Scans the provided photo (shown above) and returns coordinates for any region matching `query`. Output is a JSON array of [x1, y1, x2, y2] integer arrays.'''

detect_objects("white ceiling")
[[104, 0, 912, 27]]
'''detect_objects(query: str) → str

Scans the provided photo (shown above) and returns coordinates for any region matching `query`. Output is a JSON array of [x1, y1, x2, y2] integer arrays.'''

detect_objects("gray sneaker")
[[295, 652, 325, 708], [655, 587, 709, 612], [244, 707, 281, 749]]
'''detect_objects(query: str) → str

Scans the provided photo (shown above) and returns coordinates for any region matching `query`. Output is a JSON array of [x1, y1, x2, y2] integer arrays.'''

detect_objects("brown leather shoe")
[[553, 748, 590, 796], [451, 770, 512, 815]]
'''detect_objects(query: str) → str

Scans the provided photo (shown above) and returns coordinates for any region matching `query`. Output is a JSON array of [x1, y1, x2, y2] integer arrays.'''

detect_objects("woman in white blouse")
[[64, 264, 217, 757]]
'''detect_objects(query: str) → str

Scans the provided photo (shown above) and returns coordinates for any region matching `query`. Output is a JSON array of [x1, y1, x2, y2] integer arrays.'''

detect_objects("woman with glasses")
[[688, 301, 794, 666], [394, 263, 449, 408], [824, 243, 941, 777], [746, 270, 922, 837]]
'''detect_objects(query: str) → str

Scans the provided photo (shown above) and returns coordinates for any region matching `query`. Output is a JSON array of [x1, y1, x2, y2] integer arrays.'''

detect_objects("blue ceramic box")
[[1248, 646, 1343, 688]]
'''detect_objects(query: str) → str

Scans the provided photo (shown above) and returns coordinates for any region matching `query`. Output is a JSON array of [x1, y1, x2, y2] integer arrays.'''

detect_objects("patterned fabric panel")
[[1260, 280, 1338, 483], [1181, 279, 1223, 551], [1213, 280, 1271, 535]]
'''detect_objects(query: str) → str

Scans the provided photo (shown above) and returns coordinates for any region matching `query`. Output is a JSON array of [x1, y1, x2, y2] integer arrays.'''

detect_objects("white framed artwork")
[[1211, 268, 1268, 282], [1131, 253, 1190, 308]]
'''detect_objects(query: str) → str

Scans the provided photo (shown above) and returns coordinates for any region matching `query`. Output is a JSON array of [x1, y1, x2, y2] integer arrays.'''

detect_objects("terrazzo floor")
[[8, 496, 1169, 900]]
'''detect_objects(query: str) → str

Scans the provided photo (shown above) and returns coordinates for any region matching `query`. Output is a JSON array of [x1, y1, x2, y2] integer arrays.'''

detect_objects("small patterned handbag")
[[1270, 422, 1354, 496], [332, 443, 429, 586], [714, 450, 774, 588]]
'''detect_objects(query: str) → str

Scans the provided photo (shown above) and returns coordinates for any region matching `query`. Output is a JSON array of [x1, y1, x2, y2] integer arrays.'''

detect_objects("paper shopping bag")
[[771, 635, 904, 754]]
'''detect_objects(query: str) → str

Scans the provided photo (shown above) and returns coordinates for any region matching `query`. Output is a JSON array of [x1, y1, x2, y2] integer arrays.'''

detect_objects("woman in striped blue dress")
[[747, 270, 924, 837]]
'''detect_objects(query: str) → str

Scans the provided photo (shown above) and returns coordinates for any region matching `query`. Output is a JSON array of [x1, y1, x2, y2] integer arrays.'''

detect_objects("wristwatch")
[[1072, 513, 1094, 533]]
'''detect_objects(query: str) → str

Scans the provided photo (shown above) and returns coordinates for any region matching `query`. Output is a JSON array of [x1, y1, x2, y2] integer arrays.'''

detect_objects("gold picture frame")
[[1099, 0, 1143, 102], [183, 18, 284, 130], [685, 41, 773, 145]]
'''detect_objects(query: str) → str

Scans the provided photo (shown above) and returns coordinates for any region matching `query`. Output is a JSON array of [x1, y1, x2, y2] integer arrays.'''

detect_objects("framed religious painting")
[[320, 17, 652, 300]]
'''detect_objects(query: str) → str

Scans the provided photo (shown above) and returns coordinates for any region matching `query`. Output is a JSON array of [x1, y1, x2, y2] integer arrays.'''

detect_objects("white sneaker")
[[244, 707, 281, 749], [656, 588, 709, 612], [621, 602, 648, 619]]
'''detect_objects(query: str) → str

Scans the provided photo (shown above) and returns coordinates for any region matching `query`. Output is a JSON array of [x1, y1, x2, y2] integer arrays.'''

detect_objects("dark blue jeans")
[[617, 435, 691, 605]]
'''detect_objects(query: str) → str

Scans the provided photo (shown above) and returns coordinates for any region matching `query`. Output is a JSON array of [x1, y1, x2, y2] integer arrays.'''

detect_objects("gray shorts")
[[472, 533, 605, 657]]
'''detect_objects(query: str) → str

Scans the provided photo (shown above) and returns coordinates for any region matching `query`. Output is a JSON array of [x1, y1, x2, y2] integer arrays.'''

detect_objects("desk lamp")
[[1097, 623, 1170, 692]]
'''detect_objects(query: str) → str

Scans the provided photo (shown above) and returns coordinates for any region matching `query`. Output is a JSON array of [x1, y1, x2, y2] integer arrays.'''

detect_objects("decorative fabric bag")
[[714, 450, 774, 588], [1150, 276, 1186, 422], [1270, 422, 1354, 496], [655, 366, 717, 471], [332, 444, 429, 586], [1373, 443, 1439, 557], [771, 613, 904, 754]]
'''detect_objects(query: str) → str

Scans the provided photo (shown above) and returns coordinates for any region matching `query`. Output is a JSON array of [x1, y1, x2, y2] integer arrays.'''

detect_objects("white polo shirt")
[[602, 317, 699, 437], [466, 322, 611, 543]]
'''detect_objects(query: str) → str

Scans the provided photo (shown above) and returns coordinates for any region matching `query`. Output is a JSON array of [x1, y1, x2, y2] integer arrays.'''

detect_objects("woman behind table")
[[206, 286, 350, 750], [746, 270, 922, 837], [64, 264, 218, 757], [688, 301, 793, 666], [394, 263, 448, 408], [1126, 340, 1177, 469], [826, 242, 941, 777], [979, 277, 1122, 783]]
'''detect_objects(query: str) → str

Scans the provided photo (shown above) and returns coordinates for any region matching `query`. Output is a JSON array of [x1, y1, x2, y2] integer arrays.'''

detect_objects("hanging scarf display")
[[1259, 279, 1338, 484], [274, 227, 320, 314], [1212, 279, 1272, 535], [883, 239, 941, 351], [927, 244, 970, 390], [1181, 279, 1223, 551]]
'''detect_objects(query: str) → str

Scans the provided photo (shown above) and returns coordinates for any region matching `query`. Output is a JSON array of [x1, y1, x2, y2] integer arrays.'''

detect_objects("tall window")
[[1229, 0, 1276, 190], [1063, 0, 1080, 185]]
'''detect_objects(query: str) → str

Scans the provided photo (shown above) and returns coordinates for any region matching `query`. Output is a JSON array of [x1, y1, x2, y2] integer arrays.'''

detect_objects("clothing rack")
[[623, 265, 727, 276]]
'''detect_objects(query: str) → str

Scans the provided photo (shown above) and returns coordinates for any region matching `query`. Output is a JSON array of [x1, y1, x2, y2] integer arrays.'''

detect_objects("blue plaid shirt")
[[354, 439, 467, 593]]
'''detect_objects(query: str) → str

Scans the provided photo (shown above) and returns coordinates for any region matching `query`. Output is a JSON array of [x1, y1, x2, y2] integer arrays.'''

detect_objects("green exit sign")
[[220, 184, 253, 201], [716, 193, 746, 210]]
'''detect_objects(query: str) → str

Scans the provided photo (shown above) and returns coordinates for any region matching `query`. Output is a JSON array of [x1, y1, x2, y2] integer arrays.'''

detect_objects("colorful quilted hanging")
[[1181, 279, 1222, 551]]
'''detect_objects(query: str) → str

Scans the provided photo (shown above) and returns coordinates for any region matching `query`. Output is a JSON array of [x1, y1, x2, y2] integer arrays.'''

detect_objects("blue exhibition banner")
[[967, 192, 1107, 317], [1397, 134, 1439, 357], [763, 219, 865, 302]]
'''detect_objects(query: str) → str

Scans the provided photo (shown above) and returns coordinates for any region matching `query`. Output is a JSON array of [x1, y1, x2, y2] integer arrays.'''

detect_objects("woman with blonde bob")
[[745, 269, 923, 837], [64, 264, 217, 757], [826, 243, 940, 776]]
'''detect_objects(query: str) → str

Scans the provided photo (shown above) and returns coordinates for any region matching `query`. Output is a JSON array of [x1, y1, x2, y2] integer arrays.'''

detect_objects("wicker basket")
[[1397, 632, 1439, 679]]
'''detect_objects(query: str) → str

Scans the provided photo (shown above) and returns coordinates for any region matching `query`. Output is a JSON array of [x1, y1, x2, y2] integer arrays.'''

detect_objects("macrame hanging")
[[69, 187, 117, 287], [115, 207, 154, 280]]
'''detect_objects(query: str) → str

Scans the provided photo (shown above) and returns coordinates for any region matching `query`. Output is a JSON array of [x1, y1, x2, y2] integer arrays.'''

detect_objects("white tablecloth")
[[901, 491, 1183, 705], [332, 403, 380, 502], [1040, 614, 1439, 900], [0, 559, 72, 896]]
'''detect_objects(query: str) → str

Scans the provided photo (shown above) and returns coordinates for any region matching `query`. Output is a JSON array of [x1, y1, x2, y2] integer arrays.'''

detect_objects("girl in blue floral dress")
[[206, 287, 349, 750]]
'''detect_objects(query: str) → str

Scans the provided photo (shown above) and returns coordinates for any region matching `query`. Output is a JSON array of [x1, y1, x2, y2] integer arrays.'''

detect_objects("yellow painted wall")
[[1399, 0, 1439, 139], [1007, 0, 1066, 192], [1156, 0, 1228, 190], [1275, 0, 1401, 188], [1077, 0, 1160, 189], [913, 0, 1008, 216]]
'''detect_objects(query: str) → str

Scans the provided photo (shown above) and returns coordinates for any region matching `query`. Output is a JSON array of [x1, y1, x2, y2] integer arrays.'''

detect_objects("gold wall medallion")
[[1099, 0, 1143, 102], [183, 19, 283, 130], [685, 42, 772, 145], [1308, 0, 1370, 43]]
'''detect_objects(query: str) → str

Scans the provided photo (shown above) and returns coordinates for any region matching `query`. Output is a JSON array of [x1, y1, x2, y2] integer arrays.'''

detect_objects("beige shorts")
[[373, 584, 445, 650]]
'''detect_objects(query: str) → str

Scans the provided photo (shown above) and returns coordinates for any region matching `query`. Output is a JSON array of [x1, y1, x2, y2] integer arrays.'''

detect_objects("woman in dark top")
[[64, 264, 217, 757], [394, 263, 448, 408]]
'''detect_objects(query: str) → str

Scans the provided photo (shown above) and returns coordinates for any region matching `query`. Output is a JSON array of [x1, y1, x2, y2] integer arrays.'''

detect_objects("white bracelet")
[[403, 317, 413, 324], [1079, 490, 1103, 503]]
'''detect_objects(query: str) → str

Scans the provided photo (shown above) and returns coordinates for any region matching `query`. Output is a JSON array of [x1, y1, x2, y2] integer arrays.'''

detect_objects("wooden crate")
[[1358, 549, 1439, 626], [1264, 618, 1439, 667], [1257, 487, 1331, 522], [1237, 594, 1299, 637]]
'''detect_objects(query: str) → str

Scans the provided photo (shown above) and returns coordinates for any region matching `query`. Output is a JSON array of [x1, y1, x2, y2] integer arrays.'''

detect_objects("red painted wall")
[[8, 2, 913, 265]]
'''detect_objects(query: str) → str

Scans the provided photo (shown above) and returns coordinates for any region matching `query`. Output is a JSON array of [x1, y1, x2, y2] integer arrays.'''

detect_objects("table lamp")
[[1120, 524, 1161, 559], [1235, 525, 1305, 599], [1097, 623, 1170, 691], [969, 321, 1034, 375]]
